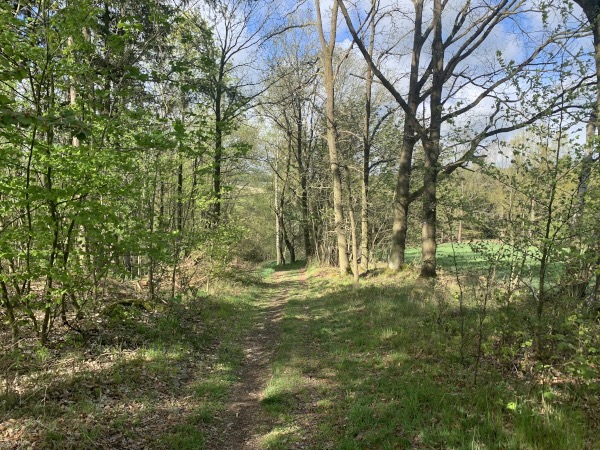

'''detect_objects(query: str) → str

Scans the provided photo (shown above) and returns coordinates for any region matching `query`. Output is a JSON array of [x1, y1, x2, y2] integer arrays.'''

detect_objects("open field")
[[404, 242, 564, 286]]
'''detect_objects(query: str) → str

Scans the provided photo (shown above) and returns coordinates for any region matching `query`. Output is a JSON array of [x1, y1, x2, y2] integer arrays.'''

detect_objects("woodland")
[[1, 0, 600, 448]]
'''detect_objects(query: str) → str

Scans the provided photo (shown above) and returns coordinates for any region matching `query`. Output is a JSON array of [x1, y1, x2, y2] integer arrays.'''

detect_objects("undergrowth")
[[2, 260, 597, 449], [0, 273, 262, 449]]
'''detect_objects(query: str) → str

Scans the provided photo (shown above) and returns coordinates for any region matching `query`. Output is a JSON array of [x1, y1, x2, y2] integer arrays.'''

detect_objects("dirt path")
[[209, 268, 305, 449]]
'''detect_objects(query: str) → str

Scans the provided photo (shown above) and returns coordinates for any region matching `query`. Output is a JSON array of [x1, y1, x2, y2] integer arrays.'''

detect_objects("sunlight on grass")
[[260, 262, 276, 278], [193, 377, 231, 399], [261, 424, 301, 449], [261, 367, 305, 412], [8, 263, 593, 448], [380, 351, 408, 367], [161, 422, 205, 450], [379, 327, 398, 340], [260, 265, 597, 449], [1, 277, 263, 448], [141, 346, 184, 361]]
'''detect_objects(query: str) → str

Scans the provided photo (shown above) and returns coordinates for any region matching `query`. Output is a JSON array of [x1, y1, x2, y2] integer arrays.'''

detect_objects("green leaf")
[[0, 68, 27, 81]]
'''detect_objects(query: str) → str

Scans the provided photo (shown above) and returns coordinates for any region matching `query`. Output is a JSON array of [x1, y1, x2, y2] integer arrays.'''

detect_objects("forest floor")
[[209, 267, 306, 449], [1, 261, 599, 449]]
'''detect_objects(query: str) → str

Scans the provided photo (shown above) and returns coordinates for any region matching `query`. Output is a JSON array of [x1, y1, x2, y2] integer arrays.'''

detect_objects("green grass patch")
[[273, 260, 307, 272], [406, 242, 565, 286], [261, 266, 597, 449], [160, 422, 206, 449]]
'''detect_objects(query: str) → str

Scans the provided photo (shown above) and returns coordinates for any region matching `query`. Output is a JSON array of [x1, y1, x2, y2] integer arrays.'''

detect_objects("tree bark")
[[315, 0, 350, 275], [213, 86, 223, 224], [421, 144, 438, 278], [388, 0, 425, 270], [296, 102, 313, 260], [419, 0, 444, 278], [360, 2, 375, 272], [274, 148, 284, 265], [212, 50, 227, 225], [346, 168, 360, 284], [281, 218, 296, 263], [571, 0, 600, 296]]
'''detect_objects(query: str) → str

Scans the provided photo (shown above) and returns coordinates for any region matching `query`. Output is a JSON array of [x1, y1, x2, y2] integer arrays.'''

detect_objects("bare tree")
[[360, 0, 376, 272], [187, 0, 301, 224], [262, 24, 320, 262], [339, 0, 586, 277]]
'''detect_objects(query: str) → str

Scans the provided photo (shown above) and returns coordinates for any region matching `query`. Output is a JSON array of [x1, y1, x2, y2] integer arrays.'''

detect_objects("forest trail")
[[210, 267, 306, 449]]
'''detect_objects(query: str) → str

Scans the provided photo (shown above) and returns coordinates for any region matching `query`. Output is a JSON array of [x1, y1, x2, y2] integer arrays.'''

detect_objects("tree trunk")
[[0, 277, 18, 342], [212, 71, 224, 224], [171, 158, 184, 299], [346, 169, 360, 284], [274, 152, 284, 265], [570, 0, 600, 296], [177, 161, 184, 235], [277, 220, 286, 265], [388, 0, 424, 270], [389, 133, 418, 270], [295, 103, 313, 260], [148, 158, 159, 301], [315, 0, 349, 275], [421, 142, 438, 278], [419, 0, 444, 279], [301, 176, 311, 260], [361, 4, 375, 272], [281, 218, 296, 263]]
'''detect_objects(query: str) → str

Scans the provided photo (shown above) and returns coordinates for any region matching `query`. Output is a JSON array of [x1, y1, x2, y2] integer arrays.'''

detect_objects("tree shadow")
[[272, 260, 306, 272], [0, 293, 258, 449], [261, 271, 594, 449]]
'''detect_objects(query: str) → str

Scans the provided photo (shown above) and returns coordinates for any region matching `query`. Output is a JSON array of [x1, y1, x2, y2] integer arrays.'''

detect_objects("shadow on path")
[[208, 268, 305, 449]]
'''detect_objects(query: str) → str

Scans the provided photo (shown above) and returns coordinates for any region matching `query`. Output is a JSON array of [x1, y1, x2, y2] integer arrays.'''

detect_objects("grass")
[[405, 242, 488, 270], [405, 242, 565, 286], [405, 242, 531, 271], [0, 274, 263, 449], [260, 264, 598, 449], [2, 258, 597, 448]]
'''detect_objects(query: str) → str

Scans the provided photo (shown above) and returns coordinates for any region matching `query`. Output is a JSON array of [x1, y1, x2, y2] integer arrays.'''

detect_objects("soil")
[[208, 268, 305, 449]]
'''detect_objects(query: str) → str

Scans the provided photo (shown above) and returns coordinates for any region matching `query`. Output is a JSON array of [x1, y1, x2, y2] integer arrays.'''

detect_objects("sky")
[[187, 0, 595, 155]]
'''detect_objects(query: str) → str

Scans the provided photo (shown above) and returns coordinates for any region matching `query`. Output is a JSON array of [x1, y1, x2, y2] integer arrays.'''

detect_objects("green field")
[[404, 242, 564, 286]]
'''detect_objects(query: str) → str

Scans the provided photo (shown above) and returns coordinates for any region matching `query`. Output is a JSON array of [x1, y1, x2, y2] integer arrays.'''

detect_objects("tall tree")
[[188, 0, 298, 225], [569, 0, 600, 298], [262, 23, 320, 262], [0, 0, 218, 343], [315, 0, 350, 274], [360, 1, 377, 272]]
